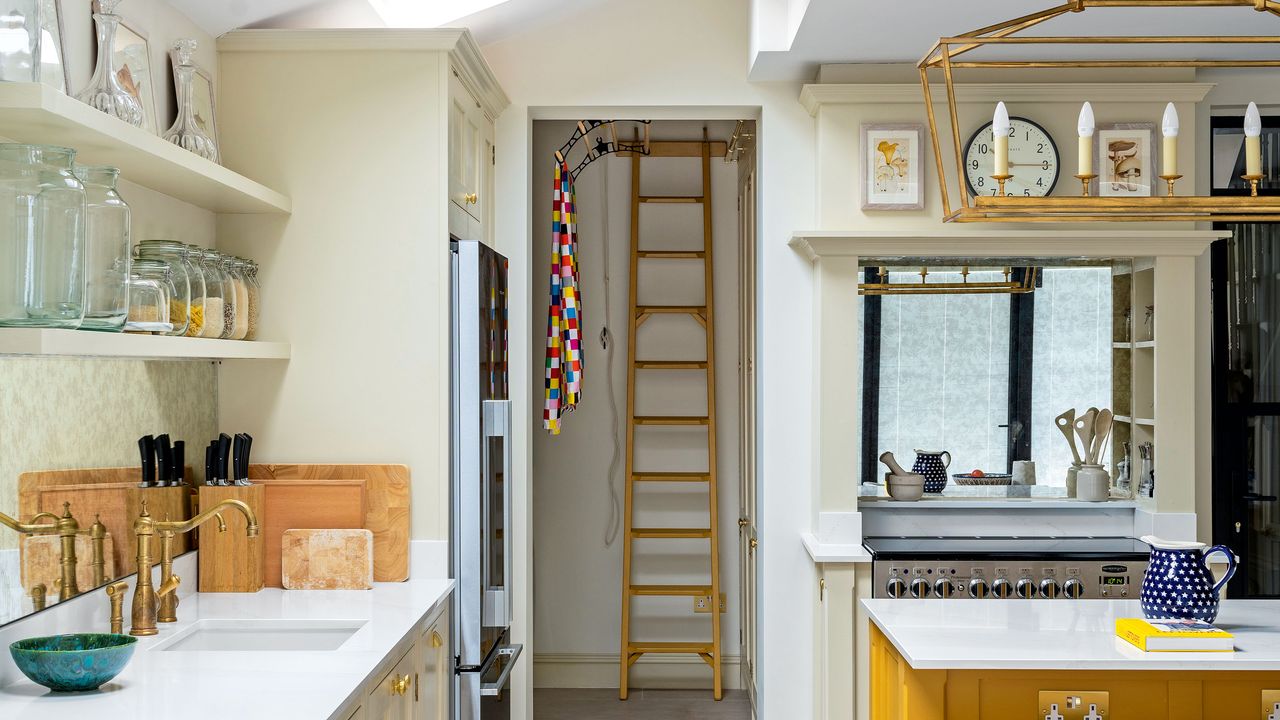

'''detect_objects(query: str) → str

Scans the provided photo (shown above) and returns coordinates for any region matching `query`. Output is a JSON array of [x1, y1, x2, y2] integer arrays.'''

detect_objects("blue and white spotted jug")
[[1139, 536, 1237, 623]]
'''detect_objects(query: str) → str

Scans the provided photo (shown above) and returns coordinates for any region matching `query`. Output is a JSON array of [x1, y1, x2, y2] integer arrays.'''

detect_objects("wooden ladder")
[[619, 136, 722, 701]]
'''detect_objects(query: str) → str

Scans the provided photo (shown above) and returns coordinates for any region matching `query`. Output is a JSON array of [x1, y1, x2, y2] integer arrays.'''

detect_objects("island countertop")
[[862, 598, 1280, 671]]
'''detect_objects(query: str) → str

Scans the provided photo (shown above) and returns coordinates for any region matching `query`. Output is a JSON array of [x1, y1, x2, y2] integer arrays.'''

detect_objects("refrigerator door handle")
[[479, 644, 522, 697], [483, 399, 513, 628]]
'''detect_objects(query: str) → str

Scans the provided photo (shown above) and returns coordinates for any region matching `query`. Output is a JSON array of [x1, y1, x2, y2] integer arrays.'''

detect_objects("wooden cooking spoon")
[[1089, 409, 1114, 466], [1074, 408, 1098, 464]]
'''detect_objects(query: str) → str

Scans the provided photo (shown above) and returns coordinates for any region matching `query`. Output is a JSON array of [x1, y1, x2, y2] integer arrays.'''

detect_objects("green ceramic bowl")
[[9, 633, 137, 692]]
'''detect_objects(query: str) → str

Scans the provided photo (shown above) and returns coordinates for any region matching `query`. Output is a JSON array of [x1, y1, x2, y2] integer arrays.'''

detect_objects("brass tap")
[[30, 584, 46, 612], [130, 499, 258, 635], [106, 580, 129, 634], [88, 514, 109, 588], [0, 502, 80, 601]]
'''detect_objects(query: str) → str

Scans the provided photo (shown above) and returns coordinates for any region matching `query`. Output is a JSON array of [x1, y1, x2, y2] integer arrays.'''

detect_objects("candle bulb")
[[1245, 101, 1262, 178], [1161, 102, 1179, 177], [993, 101, 1010, 179], [1078, 102, 1095, 176]]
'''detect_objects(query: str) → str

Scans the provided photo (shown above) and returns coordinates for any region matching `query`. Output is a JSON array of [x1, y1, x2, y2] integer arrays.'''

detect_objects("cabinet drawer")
[[367, 646, 416, 720]]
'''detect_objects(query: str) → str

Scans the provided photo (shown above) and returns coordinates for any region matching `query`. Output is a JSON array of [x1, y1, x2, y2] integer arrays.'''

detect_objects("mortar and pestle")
[[879, 452, 925, 501]]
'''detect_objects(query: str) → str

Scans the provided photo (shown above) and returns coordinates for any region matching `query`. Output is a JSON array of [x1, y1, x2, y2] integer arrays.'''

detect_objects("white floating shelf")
[[1112, 340, 1155, 349], [1114, 414, 1155, 427], [0, 83, 290, 214], [0, 329, 290, 360]]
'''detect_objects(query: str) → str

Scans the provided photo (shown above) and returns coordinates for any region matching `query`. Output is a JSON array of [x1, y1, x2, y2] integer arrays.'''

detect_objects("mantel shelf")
[[0, 329, 290, 360], [789, 230, 1229, 261], [0, 83, 291, 214]]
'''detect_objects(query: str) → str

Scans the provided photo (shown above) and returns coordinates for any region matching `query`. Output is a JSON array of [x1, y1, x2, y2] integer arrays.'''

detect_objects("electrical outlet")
[[694, 593, 727, 613], [1261, 689, 1280, 720], [1038, 691, 1109, 720]]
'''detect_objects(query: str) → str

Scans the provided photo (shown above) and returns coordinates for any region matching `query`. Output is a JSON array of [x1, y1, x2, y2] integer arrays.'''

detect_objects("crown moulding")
[[798, 82, 1216, 116]]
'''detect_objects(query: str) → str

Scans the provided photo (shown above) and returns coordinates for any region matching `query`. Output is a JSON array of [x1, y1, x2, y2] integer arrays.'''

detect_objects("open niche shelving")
[[1112, 260, 1155, 501]]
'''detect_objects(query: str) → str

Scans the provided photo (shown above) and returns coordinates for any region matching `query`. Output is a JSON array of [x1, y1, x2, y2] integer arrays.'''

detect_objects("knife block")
[[197, 485, 265, 593]]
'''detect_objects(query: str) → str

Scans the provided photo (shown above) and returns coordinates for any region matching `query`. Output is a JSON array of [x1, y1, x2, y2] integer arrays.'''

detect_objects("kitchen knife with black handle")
[[137, 435, 156, 488], [204, 443, 215, 486], [172, 441, 185, 486], [217, 433, 233, 486], [155, 434, 172, 487], [232, 433, 254, 485]]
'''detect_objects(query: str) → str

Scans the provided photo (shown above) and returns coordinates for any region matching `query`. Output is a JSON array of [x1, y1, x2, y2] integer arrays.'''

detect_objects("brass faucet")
[[130, 499, 259, 635], [0, 503, 80, 601], [88, 514, 109, 588], [106, 580, 129, 634]]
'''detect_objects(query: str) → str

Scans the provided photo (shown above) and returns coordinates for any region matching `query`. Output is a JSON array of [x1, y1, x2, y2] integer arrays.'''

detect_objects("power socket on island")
[[1262, 689, 1280, 720], [694, 593, 726, 614], [1038, 691, 1108, 720]]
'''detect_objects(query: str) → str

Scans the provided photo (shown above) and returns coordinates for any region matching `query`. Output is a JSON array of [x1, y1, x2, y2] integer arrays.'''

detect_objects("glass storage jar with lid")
[[181, 244, 208, 337], [0, 144, 86, 328], [194, 248, 231, 339], [243, 259, 261, 341], [133, 240, 193, 336], [225, 255, 250, 340], [73, 165, 130, 332], [125, 259, 174, 334]]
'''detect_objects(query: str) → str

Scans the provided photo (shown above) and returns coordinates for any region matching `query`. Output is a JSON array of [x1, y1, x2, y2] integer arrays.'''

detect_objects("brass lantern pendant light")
[[919, 0, 1280, 223]]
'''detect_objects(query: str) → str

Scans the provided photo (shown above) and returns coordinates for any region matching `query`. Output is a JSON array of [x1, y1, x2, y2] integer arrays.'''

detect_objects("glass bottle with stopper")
[[76, 0, 144, 127], [163, 38, 218, 162]]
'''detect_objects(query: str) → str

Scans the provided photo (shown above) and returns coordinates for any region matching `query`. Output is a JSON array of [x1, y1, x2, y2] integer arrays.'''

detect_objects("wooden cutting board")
[[21, 532, 116, 594], [249, 464, 410, 583], [19, 468, 193, 577], [281, 529, 374, 590], [254, 477, 366, 588]]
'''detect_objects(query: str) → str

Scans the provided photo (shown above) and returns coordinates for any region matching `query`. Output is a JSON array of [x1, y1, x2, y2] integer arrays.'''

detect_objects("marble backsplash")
[[0, 357, 218, 551]]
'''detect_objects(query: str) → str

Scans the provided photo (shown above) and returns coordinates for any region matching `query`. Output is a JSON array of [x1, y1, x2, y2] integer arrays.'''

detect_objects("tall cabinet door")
[[416, 607, 453, 720], [448, 70, 494, 243]]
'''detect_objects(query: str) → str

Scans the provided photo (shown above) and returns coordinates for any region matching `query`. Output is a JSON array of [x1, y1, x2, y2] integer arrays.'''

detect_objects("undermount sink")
[[152, 619, 367, 652]]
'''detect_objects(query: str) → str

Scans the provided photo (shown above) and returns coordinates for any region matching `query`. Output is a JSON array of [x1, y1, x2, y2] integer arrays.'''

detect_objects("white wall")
[[483, 0, 817, 715], [530, 121, 743, 688]]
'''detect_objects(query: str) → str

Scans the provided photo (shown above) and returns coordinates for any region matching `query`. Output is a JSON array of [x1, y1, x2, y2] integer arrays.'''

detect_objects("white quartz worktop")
[[858, 483, 1138, 508], [863, 598, 1280, 671], [0, 578, 454, 719]]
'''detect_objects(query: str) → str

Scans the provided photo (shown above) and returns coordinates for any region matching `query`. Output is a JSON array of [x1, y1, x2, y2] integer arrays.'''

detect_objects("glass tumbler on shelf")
[[125, 259, 173, 335], [0, 144, 86, 328], [195, 249, 231, 339], [74, 165, 130, 332], [75, 0, 144, 128], [134, 240, 192, 336]]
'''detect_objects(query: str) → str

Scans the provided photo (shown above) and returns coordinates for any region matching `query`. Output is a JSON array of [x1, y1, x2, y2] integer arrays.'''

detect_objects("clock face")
[[964, 117, 1060, 198]]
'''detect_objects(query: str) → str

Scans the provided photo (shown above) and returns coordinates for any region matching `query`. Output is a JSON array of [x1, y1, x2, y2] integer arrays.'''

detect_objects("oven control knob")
[[991, 579, 1013, 599], [909, 578, 930, 599], [1063, 579, 1085, 599], [934, 579, 955, 598], [1015, 579, 1036, 599], [1040, 579, 1061, 599], [886, 577, 908, 598], [968, 578, 989, 598]]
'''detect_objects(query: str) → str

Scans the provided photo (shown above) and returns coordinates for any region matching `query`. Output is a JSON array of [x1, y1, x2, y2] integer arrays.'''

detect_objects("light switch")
[[1039, 691, 1109, 720]]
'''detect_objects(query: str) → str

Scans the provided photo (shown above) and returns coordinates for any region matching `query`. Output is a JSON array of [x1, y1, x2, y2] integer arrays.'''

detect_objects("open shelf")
[[1112, 340, 1155, 349], [0, 329, 290, 360], [1114, 414, 1155, 427], [0, 83, 290, 214]]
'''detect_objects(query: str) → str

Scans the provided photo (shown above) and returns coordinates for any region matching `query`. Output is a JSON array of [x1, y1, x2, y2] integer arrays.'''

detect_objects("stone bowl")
[[9, 633, 137, 692], [885, 473, 926, 502]]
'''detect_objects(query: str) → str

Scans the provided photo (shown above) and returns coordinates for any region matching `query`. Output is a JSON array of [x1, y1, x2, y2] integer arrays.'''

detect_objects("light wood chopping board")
[[281, 529, 374, 590], [21, 532, 116, 594], [253, 477, 366, 588], [248, 464, 410, 583]]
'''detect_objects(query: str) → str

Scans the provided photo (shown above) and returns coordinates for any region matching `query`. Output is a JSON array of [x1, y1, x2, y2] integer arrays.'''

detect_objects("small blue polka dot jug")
[[911, 450, 952, 493], [1139, 535, 1238, 624]]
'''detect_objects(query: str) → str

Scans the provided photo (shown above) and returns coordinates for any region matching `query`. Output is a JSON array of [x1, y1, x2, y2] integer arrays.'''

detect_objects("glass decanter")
[[163, 38, 216, 161], [75, 0, 144, 127]]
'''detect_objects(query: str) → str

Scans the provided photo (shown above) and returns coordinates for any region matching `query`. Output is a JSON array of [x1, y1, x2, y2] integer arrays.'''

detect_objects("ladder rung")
[[639, 195, 704, 204], [629, 584, 711, 597], [635, 305, 705, 315], [633, 416, 709, 426], [637, 250, 706, 259], [632, 472, 711, 482], [631, 527, 713, 539], [635, 360, 708, 370], [629, 642, 715, 654]]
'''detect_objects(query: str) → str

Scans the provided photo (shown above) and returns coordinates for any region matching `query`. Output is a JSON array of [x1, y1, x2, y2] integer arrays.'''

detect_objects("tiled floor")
[[534, 688, 754, 719]]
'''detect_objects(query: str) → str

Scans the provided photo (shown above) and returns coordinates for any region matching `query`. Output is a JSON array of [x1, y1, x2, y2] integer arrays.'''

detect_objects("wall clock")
[[964, 116, 1060, 197]]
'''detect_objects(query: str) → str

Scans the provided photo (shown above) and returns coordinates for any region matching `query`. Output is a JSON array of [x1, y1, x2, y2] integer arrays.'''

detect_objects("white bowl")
[[885, 473, 925, 502]]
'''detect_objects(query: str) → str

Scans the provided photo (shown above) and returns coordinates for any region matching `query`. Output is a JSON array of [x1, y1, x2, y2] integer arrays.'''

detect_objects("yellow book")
[[1115, 618, 1234, 652]]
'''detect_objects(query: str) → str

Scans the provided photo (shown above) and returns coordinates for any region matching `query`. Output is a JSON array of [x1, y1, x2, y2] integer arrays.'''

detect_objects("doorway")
[[529, 118, 758, 717]]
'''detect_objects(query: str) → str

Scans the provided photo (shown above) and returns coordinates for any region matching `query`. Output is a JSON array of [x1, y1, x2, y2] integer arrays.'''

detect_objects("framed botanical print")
[[861, 123, 924, 210], [1096, 123, 1156, 197], [94, 0, 157, 133]]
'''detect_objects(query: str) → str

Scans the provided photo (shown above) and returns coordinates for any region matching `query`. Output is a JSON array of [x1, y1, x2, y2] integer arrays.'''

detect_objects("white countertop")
[[0, 578, 454, 719], [862, 598, 1280, 671], [801, 532, 872, 563], [859, 483, 1138, 509]]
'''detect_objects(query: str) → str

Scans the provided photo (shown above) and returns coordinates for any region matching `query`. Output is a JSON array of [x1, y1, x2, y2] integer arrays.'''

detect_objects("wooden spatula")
[[1075, 408, 1098, 464], [1056, 409, 1081, 465]]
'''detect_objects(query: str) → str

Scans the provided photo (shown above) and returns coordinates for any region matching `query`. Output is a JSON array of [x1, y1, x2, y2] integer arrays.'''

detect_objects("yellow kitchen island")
[[865, 598, 1280, 719]]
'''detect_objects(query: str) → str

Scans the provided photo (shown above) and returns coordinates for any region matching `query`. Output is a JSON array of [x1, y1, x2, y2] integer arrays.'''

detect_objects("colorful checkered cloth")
[[544, 160, 583, 434]]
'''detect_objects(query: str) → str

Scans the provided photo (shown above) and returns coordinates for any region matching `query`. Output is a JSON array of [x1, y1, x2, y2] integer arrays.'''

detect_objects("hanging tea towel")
[[544, 159, 584, 434]]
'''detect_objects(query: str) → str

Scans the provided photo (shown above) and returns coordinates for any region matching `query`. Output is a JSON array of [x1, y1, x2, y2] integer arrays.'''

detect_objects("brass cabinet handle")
[[737, 518, 749, 529], [749, 537, 758, 552], [391, 674, 412, 696], [820, 577, 826, 602], [414, 672, 419, 703], [465, 193, 478, 205], [431, 630, 443, 648]]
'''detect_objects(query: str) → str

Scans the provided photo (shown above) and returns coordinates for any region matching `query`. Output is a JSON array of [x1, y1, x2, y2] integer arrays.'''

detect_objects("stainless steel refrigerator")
[[451, 239, 520, 720]]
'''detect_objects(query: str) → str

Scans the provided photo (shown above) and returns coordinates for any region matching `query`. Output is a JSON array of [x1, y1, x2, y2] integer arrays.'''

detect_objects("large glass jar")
[[0, 144, 86, 328], [243, 260, 261, 341], [182, 244, 208, 337], [134, 240, 192, 336], [225, 255, 249, 340], [74, 165, 130, 332], [125, 259, 174, 335], [195, 249, 231, 339]]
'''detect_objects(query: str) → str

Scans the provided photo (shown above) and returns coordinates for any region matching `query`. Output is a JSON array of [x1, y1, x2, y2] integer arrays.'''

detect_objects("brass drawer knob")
[[465, 193, 478, 205], [431, 630, 443, 649], [391, 674, 412, 696]]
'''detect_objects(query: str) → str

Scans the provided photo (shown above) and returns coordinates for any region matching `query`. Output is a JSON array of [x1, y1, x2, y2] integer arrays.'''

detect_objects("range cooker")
[[865, 536, 1150, 600]]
